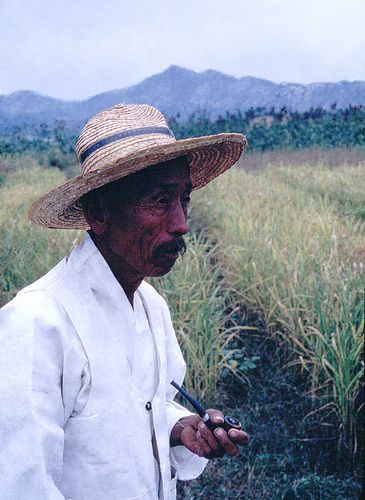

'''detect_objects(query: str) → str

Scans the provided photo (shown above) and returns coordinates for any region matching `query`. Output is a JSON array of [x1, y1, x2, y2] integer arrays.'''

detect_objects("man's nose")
[[169, 200, 189, 236]]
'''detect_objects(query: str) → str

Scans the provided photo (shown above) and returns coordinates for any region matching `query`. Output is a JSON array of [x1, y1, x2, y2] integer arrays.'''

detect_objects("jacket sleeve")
[[162, 299, 208, 481], [0, 292, 82, 499]]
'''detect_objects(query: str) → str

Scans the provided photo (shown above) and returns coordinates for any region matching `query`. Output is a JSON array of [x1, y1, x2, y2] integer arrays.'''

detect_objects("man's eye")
[[157, 195, 171, 205]]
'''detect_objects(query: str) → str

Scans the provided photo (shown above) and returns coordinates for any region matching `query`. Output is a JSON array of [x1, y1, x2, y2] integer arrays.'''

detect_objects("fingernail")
[[199, 422, 204, 430], [214, 428, 224, 437], [215, 416, 224, 423], [229, 430, 237, 439]]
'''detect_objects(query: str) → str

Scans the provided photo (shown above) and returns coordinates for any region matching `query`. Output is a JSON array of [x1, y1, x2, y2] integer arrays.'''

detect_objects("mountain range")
[[1, 65, 364, 129]]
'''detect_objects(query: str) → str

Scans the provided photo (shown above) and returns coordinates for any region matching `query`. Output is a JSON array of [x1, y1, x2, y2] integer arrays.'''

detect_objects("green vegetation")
[[170, 106, 365, 151], [0, 159, 80, 305], [0, 121, 77, 170], [191, 166, 364, 456], [1, 107, 364, 160], [152, 234, 257, 401], [0, 155, 363, 498]]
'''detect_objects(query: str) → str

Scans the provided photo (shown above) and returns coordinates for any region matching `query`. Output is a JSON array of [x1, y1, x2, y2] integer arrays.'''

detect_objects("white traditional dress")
[[0, 234, 207, 499]]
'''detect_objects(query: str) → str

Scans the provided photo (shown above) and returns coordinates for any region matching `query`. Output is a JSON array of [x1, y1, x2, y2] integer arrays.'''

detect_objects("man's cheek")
[[139, 242, 155, 269]]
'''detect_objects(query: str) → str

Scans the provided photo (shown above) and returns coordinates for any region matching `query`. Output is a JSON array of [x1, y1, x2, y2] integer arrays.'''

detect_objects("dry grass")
[[152, 234, 244, 402], [191, 164, 365, 453], [237, 147, 365, 171], [0, 165, 81, 306]]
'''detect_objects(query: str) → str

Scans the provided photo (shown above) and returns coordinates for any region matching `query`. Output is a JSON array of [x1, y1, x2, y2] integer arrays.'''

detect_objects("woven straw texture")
[[29, 104, 247, 229]]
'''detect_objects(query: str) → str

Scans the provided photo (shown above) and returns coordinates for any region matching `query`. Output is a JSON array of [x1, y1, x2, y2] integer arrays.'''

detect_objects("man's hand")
[[170, 409, 249, 459]]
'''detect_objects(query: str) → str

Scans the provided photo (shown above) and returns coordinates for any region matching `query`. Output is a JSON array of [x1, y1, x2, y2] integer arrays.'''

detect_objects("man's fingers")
[[180, 410, 248, 459], [198, 422, 222, 452], [190, 414, 201, 430], [206, 409, 224, 426], [213, 427, 240, 456], [228, 428, 249, 446], [196, 428, 226, 459], [196, 430, 213, 457]]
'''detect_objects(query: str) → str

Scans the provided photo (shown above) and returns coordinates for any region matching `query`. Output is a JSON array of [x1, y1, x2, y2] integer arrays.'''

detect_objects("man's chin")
[[149, 254, 179, 276]]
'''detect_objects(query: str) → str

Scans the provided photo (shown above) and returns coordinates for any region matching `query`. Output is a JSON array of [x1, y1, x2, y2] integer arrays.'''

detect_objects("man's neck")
[[89, 232, 143, 307]]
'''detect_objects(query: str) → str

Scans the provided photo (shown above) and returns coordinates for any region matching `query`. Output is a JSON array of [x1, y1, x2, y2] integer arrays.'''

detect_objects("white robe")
[[0, 234, 207, 499]]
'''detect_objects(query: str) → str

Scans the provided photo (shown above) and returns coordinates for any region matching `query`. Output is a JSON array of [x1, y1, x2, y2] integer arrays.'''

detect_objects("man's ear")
[[81, 192, 110, 235]]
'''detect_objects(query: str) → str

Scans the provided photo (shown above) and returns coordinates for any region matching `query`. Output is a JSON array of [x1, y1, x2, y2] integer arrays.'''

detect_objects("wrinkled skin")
[[82, 157, 191, 302], [82, 157, 248, 459], [170, 410, 249, 459]]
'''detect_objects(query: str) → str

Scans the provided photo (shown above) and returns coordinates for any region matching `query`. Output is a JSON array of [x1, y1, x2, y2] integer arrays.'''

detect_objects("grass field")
[[191, 163, 364, 448], [0, 152, 363, 499]]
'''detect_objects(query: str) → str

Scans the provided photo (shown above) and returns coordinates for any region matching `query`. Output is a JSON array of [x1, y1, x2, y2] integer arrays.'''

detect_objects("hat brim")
[[28, 133, 247, 229]]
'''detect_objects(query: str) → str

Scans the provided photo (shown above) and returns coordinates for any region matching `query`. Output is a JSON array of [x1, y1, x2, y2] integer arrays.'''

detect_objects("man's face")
[[103, 157, 191, 278]]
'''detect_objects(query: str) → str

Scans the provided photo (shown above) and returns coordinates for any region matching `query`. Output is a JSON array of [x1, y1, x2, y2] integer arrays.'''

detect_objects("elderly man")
[[0, 104, 248, 499]]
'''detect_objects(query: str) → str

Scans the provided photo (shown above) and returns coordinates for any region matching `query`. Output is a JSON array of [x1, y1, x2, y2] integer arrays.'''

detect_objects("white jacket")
[[0, 234, 206, 500]]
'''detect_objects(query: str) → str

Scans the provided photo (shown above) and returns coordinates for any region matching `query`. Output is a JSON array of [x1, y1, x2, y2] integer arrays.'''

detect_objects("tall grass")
[[191, 164, 365, 452], [272, 164, 365, 219], [152, 234, 243, 402], [0, 164, 81, 306], [235, 146, 365, 171]]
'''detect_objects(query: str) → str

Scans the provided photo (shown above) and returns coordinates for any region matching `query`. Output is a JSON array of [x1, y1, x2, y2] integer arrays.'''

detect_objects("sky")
[[1, 0, 364, 100]]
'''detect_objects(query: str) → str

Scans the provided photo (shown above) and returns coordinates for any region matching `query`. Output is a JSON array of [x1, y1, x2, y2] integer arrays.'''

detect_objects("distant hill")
[[1, 65, 365, 129]]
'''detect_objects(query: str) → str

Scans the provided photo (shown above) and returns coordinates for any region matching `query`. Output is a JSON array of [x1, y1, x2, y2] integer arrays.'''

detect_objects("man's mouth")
[[160, 251, 179, 261], [153, 239, 186, 261]]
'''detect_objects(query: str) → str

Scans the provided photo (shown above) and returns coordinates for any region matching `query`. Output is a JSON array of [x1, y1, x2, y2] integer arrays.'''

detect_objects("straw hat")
[[29, 103, 247, 229]]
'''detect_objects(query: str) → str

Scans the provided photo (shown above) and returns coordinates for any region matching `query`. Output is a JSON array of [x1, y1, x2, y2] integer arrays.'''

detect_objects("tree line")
[[1, 106, 364, 168], [169, 105, 365, 151]]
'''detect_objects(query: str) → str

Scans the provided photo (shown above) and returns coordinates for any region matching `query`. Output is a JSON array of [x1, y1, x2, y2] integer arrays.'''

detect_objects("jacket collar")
[[67, 232, 135, 314]]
